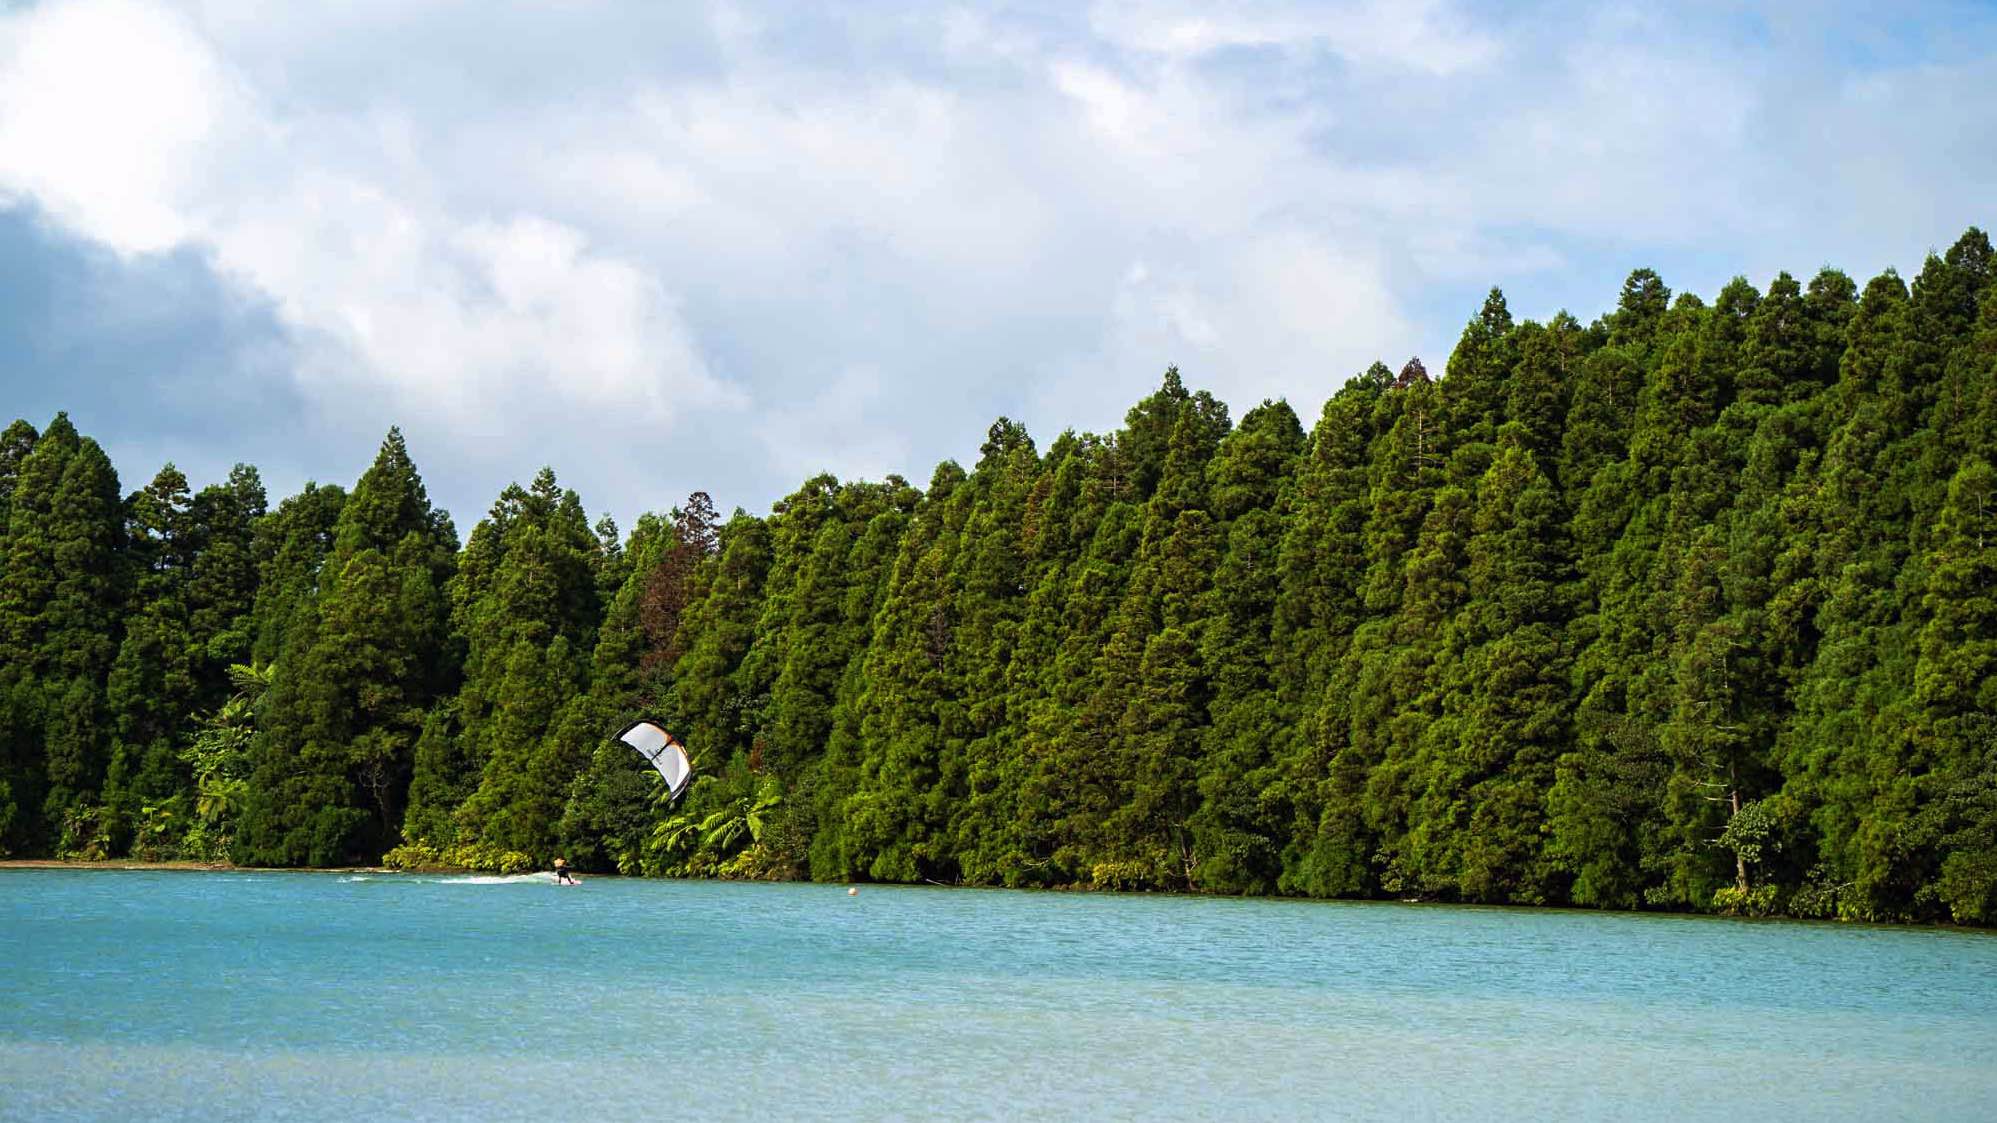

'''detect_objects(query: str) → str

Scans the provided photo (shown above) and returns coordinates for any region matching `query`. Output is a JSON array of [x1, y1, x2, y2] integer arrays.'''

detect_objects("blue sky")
[[2, 0, 1993, 529]]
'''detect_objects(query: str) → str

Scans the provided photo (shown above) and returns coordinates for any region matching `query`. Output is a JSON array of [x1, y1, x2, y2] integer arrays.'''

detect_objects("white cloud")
[[1, 0, 1991, 525], [1083, 234, 1413, 415], [1086, 0, 1499, 76], [0, 0, 733, 460], [0, 0, 229, 251], [1052, 60, 1153, 146], [753, 365, 911, 487]]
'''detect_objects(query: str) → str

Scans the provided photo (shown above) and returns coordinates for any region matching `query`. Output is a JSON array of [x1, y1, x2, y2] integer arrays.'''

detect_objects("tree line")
[[1, 228, 1992, 925]]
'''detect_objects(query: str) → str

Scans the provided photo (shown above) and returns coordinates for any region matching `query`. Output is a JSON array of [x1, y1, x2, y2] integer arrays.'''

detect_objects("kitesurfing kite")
[[618, 719, 694, 802]]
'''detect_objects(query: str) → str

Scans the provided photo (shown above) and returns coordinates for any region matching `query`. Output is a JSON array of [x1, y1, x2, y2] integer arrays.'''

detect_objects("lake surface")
[[2, 870, 1994, 1121]]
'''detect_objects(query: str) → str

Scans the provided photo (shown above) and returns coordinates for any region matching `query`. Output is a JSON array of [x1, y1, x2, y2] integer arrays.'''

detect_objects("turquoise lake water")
[[3, 870, 1995, 1121]]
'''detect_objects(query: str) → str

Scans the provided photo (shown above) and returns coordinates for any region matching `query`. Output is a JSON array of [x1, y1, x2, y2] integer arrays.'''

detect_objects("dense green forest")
[[2, 229, 1993, 924]]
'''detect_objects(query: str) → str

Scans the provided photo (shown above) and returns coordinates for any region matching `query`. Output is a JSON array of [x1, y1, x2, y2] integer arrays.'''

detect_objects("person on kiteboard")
[[554, 857, 577, 885]]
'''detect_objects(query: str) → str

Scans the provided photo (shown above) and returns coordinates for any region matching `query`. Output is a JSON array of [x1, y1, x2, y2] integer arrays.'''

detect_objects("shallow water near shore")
[[3, 870, 1994, 1121]]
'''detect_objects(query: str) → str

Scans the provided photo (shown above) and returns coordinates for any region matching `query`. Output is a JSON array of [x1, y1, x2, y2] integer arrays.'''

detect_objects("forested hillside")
[[2, 229, 1993, 924]]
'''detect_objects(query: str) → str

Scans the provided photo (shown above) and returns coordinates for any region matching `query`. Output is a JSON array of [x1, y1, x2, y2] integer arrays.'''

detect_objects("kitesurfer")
[[554, 857, 577, 885]]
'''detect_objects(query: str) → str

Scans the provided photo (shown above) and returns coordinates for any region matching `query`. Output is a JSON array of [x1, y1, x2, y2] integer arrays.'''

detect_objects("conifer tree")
[[1505, 318, 1579, 475], [805, 478, 918, 878], [0, 418, 37, 848], [0, 420, 38, 534], [417, 467, 601, 858], [1069, 394, 1229, 885], [0, 415, 81, 679], [1187, 399, 1302, 892], [0, 417, 123, 852], [1778, 272, 1926, 918], [1286, 373, 1441, 897], [1549, 282, 1702, 903], [989, 434, 1115, 885], [238, 429, 455, 866], [1910, 456, 1997, 921], [35, 433, 124, 851], [666, 512, 773, 771], [731, 475, 846, 780], [1361, 481, 1473, 895], [1416, 435, 1571, 902], [766, 480, 903, 781], [1439, 289, 1517, 486], [942, 421, 1044, 885], [640, 493, 721, 680], [248, 483, 347, 667], [103, 465, 198, 852], [838, 462, 969, 881], [185, 466, 268, 706], [550, 509, 671, 871], [1032, 498, 1145, 880], [1266, 371, 1386, 895]]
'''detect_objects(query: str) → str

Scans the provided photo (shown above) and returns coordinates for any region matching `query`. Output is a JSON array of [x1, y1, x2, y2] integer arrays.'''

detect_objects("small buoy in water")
[[848, 886, 859, 896]]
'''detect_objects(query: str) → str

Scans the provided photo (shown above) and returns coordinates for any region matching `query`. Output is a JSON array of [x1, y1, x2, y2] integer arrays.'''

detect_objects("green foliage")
[[381, 840, 535, 874], [1090, 859, 1155, 891], [415, 467, 602, 860], [1718, 798, 1777, 869], [236, 429, 456, 867], [0, 416, 126, 853], [699, 780, 782, 856], [162, 666, 268, 860], [1712, 883, 1779, 917], [2, 228, 1995, 929], [641, 774, 795, 880]]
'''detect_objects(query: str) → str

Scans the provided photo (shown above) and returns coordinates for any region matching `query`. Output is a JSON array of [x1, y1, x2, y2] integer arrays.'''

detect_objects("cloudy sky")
[[2, 0, 1993, 530]]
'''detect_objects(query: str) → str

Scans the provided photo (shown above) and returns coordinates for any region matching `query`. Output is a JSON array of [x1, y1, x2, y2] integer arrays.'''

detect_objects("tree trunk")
[[1732, 789, 1749, 893]]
